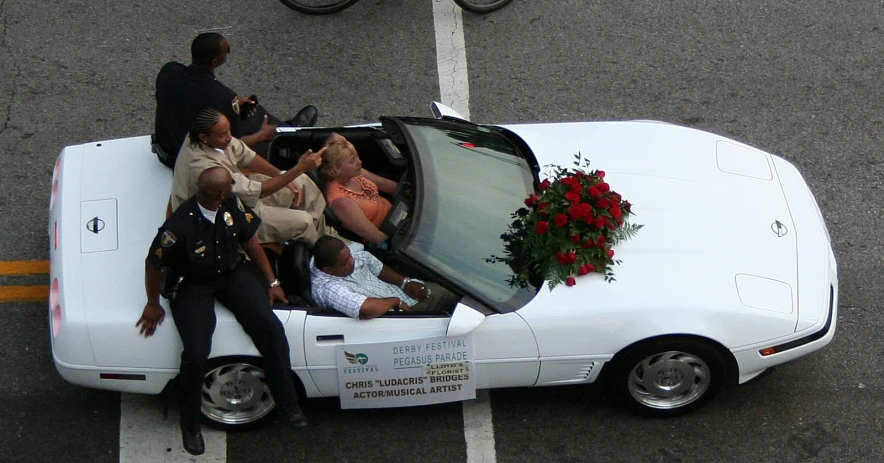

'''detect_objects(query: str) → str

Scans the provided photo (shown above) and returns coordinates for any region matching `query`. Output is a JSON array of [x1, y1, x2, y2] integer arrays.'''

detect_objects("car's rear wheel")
[[277, 0, 360, 15], [609, 337, 730, 417], [201, 356, 277, 430]]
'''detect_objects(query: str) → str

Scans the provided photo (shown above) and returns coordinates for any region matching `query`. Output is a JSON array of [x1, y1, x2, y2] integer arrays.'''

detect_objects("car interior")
[[262, 126, 455, 316]]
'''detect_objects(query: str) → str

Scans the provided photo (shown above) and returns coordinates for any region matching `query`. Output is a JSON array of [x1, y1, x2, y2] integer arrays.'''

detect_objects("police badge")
[[224, 212, 234, 226], [161, 230, 177, 247]]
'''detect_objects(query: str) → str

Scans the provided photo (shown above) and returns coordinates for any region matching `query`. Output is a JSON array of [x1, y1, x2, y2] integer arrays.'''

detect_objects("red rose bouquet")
[[494, 162, 642, 289]]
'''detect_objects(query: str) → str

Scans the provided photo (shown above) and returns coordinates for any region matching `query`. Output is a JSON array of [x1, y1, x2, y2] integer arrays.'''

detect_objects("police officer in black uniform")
[[137, 166, 307, 456]]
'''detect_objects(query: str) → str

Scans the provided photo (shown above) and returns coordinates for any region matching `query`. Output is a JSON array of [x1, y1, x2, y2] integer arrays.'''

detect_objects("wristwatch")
[[269, 279, 281, 288], [400, 278, 415, 289]]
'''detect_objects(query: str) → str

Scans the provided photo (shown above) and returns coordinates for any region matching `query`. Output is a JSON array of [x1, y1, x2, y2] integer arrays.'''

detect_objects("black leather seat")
[[278, 241, 317, 307]]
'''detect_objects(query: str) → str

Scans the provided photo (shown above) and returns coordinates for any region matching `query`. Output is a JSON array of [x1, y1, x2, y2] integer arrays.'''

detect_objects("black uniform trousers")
[[169, 265, 298, 427]]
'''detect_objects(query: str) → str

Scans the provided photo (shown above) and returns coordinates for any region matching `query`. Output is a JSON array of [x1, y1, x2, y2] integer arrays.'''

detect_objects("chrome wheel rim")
[[627, 350, 711, 410], [201, 363, 275, 425]]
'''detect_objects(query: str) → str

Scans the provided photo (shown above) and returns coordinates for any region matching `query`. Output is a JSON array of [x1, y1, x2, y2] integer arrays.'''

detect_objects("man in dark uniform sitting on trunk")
[[136, 166, 308, 456]]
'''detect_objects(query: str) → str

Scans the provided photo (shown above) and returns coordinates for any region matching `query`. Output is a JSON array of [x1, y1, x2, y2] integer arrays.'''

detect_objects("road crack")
[[0, 0, 22, 138]]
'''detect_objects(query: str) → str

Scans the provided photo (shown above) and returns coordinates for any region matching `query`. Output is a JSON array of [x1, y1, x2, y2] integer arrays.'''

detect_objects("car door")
[[303, 302, 540, 397]]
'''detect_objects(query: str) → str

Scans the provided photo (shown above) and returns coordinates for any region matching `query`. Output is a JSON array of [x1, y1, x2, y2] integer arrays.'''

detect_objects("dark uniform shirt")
[[146, 194, 261, 279], [154, 62, 277, 164]]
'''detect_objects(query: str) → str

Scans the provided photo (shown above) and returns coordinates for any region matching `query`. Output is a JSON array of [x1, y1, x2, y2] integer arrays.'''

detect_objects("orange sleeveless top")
[[326, 176, 393, 228]]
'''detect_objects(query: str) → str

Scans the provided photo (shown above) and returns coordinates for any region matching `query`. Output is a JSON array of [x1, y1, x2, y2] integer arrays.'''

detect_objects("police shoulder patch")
[[236, 197, 245, 212], [161, 230, 177, 248]]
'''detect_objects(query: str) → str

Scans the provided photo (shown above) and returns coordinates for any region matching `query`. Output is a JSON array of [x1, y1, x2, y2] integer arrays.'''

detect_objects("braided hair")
[[188, 107, 223, 148]]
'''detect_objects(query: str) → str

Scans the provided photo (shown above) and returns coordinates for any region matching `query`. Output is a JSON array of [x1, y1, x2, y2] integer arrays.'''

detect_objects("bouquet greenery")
[[495, 156, 642, 289]]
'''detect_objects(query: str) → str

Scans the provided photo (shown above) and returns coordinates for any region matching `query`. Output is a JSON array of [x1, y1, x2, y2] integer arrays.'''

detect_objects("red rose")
[[570, 182, 583, 194], [606, 249, 615, 258], [555, 252, 568, 265], [588, 186, 601, 198], [610, 207, 622, 218], [599, 182, 610, 193], [623, 201, 632, 213], [554, 214, 569, 227], [538, 202, 550, 216], [566, 276, 577, 286], [612, 192, 622, 202], [581, 240, 593, 249], [569, 204, 583, 220], [566, 251, 577, 264], [596, 170, 606, 178], [565, 192, 581, 204], [570, 234, 581, 243], [596, 198, 610, 209], [536, 221, 550, 234], [578, 265, 590, 276], [539, 179, 551, 190], [585, 263, 595, 272], [561, 177, 577, 186], [596, 236, 606, 247], [524, 194, 539, 207]]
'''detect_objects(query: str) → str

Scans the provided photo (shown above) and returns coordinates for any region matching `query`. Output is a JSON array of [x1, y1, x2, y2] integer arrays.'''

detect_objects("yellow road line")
[[0, 285, 49, 303], [0, 260, 50, 276]]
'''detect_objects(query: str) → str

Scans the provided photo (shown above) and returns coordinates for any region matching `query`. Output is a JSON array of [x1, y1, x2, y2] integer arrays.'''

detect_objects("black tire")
[[453, 0, 513, 14], [200, 356, 279, 430], [277, 0, 360, 15], [608, 337, 731, 417]]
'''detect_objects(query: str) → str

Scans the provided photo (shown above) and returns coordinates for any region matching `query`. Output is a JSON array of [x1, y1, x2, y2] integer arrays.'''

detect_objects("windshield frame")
[[384, 117, 541, 313]]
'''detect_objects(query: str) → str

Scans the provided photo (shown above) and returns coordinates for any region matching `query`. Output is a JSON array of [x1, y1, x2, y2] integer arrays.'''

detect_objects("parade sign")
[[336, 334, 476, 409]]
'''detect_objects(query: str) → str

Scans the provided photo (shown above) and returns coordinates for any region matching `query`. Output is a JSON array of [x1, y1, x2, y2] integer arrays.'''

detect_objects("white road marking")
[[462, 390, 497, 463], [432, 0, 472, 120], [119, 393, 226, 462], [117, 2, 489, 462], [431, 3, 497, 462]]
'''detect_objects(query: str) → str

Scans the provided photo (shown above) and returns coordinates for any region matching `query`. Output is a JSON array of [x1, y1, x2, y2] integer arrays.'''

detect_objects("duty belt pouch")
[[160, 267, 183, 300]]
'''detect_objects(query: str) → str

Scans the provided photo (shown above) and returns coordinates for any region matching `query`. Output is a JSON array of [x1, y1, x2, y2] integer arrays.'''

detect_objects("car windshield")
[[398, 119, 538, 312]]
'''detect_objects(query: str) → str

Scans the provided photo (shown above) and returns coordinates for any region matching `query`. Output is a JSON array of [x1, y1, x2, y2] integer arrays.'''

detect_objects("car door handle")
[[316, 334, 344, 343]]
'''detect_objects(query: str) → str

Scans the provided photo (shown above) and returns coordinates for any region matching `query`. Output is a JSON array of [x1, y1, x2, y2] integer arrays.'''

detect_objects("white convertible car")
[[48, 103, 838, 428]]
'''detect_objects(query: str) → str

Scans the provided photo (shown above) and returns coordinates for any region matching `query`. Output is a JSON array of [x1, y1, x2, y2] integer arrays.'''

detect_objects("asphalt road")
[[2, 0, 882, 461]]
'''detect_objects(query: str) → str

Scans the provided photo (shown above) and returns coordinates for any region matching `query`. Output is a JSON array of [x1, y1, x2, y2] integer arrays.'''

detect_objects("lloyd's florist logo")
[[342, 351, 378, 374]]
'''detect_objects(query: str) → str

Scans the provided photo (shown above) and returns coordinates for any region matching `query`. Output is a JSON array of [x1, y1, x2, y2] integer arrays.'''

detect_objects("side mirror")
[[446, 303, 485, 337], [431, 102, 468, 121]]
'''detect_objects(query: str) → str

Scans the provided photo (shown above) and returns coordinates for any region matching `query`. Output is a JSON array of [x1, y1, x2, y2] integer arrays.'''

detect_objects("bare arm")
[[330, 197, 389, 244], [246, 148, 325, 199], [359, 297, 408, 319], [361, 169, 397, 195], [239, 115, 278, 148], [136, 263, 165, 337]]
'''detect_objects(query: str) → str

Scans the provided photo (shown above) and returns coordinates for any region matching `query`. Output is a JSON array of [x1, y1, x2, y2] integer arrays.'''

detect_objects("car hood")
[[503, 121, 799, 328]]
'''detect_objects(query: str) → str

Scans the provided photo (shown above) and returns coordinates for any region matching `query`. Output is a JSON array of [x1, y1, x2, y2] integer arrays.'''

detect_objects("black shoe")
[[279, 406, 309, 430], [181, 423, 205, 456], [286, 105, 318, 127]]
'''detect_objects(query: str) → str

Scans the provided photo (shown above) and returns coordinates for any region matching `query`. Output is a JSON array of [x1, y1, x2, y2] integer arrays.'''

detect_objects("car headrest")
[[278, 241, 317, 307]]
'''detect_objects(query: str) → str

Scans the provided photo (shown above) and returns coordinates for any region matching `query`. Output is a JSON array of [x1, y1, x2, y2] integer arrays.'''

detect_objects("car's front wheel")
[[201, 356, 278, 430], [609, 337, 731, 417]]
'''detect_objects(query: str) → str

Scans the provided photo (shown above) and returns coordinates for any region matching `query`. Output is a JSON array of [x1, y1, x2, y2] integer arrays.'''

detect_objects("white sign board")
[[336, 334, 476, 409]]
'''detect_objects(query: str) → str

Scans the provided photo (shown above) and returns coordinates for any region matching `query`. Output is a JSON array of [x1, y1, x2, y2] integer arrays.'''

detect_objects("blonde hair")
[[321, 133, 357, 181]]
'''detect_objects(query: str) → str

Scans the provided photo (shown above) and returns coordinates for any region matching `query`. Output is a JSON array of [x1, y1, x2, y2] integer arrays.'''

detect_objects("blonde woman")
[[320, 133, 398, 244]]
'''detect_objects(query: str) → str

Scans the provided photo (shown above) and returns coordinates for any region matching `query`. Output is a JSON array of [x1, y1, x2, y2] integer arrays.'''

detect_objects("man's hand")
[[256, 115, 278, 143], [136, 303, 165, 338], [269, 286, 287, 305], [296, 148, 324, 172], [233, 95, 258, 117], [286, 181, 303, 208], [404, 281, 431, 302]]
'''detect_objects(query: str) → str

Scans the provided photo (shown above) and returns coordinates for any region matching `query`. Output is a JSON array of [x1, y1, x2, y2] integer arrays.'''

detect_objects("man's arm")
[[245, 148, 325, 199], [359, 297, 408, 320], [241, 235, 287, 304], [136, 263, 166, 337], [238, 115, 278, 147], [378, 265, 430, 302]]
